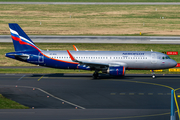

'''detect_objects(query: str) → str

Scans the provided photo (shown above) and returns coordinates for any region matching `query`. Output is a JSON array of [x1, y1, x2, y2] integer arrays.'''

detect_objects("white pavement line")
[[18, 75, 26, 81], [0, 85, 85, 109], [150, 40, 180, 42], [36, 88, 86, 109]]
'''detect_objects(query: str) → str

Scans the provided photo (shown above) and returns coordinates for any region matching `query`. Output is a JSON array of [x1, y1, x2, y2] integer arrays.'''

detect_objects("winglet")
[[73, 45, 79, 51], [67, 50, 76, 61]]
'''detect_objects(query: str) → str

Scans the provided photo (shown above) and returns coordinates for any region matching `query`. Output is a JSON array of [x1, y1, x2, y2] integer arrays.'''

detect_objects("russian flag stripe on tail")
[[9, 23, 40, 52]]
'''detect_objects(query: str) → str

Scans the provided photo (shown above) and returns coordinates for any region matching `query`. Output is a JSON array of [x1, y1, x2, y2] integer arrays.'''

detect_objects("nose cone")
[[170, 60, 177, 68]]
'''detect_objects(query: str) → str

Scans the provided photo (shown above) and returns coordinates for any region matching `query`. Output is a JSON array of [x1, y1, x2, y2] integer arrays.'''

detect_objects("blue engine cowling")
[[108, 66, 125, 76]]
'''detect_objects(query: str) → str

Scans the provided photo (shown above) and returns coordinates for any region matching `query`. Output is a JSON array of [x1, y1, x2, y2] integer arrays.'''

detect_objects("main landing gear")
[[152, 70, 156, 79], [93, 71, 99, 79]]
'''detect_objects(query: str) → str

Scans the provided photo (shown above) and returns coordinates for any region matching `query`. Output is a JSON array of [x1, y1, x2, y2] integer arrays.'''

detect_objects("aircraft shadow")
[[29, 73, 180, 80]]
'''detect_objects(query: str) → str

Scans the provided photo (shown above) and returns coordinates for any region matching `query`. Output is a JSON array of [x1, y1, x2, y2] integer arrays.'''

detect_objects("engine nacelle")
[[107, 66, 125, 76]]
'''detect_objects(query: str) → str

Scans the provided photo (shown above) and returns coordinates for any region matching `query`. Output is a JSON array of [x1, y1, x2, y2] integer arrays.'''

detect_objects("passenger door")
[[151, 53, 157, 63], [38, 52, 44, 63]]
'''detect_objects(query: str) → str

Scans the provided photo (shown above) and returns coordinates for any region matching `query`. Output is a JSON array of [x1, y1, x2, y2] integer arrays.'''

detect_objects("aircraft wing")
[[67, 50, 126, 68]]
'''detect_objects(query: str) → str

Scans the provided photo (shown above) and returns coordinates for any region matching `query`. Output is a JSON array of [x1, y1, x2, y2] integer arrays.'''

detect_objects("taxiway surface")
[[0, 73, 179, 120]]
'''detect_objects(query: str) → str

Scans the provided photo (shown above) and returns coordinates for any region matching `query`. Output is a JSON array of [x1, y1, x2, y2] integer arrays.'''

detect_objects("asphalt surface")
[[1, 35, 180, 44], [0, 73, 179, 120], [0, 2, 180, 5]]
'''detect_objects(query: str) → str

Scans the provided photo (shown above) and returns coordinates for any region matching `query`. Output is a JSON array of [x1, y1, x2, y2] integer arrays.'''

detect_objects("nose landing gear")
[[152, 70, 156, 79]]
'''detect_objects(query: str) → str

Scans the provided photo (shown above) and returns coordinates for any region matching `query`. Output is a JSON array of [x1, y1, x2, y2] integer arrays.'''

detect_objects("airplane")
[[5, 23, 177, 79]]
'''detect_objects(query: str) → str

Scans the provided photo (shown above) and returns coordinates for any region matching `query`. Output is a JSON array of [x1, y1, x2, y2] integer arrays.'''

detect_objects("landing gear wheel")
[[151, 70, 156, 79], [93, 72, 99, 79]]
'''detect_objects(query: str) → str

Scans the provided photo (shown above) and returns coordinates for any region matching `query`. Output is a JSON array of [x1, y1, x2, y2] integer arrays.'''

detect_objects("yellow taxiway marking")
[[178, 95, 180, 98], [37, 75, 44, 81], [148, 93, 153, 95], [129, 93, 134, 95], [110, 93, 116, 95], [138, 93, 144, 95], [119, 93, 125, 95]]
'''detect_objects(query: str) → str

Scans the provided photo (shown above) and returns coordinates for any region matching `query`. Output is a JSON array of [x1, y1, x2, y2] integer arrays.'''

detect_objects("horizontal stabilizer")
[[6, 53, 29, 60]]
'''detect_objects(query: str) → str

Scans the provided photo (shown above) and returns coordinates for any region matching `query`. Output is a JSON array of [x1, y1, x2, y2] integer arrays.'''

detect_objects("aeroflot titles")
[[49, 53, 145, 56], [122, 53, 144, 55]]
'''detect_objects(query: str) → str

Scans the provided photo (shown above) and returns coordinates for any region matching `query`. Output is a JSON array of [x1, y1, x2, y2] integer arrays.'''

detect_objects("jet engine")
[[107, 66, 125, 76]]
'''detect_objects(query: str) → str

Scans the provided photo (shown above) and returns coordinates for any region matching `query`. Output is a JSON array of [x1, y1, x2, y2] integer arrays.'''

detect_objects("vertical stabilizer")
[[9, 23, 40, 52]]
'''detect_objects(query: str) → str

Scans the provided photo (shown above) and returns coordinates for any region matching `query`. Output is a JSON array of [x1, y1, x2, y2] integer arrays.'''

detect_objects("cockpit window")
[[166, 56, 170, 59], [162, 56, 171, 59]]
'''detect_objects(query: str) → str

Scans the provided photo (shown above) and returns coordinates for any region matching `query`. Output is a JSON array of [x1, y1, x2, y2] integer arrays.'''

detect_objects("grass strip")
[[0, 94, 29, 109], [0, 5, 180, 36], [0, 0, 179, 2]]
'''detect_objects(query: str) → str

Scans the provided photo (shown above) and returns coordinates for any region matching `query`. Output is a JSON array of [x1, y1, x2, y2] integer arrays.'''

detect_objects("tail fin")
[[9, 23, 40, 52]]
